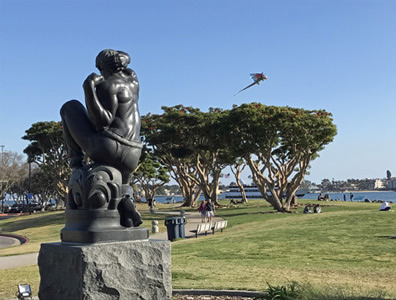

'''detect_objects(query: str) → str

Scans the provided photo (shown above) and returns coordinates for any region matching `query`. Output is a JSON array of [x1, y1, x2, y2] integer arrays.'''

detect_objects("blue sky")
[[1, 0, 395, 185]]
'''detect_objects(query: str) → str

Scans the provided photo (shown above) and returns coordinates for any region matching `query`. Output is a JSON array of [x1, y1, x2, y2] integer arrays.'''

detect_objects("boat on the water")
[[223, 185, 308, 199]]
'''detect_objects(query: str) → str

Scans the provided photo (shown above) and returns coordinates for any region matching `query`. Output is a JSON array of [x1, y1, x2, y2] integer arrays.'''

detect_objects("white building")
[[367, 179, 386, 190]]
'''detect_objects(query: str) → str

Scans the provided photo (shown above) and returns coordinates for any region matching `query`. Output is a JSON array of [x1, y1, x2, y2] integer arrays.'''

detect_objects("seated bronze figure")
[[60, 50, 146, 242]]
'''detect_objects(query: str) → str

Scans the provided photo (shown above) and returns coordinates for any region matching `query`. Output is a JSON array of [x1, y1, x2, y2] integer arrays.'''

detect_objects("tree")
[[226, 103, 337, 212], [0, 151, 28, 210], [299, 179, 312, 190], [192, 107, 231, 205], [132, 149, 170, 202], [229, 158, 248, 203], [142, 106, 230, 206], [142, 107, 201, 207], [319, 178, 333, 191], [22, 121, 70, 204], [387, 170, 392, 180]]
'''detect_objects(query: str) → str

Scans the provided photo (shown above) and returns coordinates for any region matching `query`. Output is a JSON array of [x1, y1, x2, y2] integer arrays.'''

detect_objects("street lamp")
[[0, 145, 4, 165], [0, 145, 4, 213]]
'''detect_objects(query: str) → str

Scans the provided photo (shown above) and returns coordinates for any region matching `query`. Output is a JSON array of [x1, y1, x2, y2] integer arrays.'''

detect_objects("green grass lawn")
[[171, 200, 396, 299], [1, 199, 395, 299]]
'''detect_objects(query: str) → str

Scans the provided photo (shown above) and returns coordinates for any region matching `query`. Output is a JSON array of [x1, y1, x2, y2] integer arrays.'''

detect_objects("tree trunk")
[[181, 188, 201, 207], [236, 180, 248, 203], [231, 162, 248, 203]]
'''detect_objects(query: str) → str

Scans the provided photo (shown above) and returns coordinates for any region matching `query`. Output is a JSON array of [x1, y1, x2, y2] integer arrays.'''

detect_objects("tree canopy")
[[22, 121, 70, 203], [141, 103, 337, 211], [224, 103, 337, 211]]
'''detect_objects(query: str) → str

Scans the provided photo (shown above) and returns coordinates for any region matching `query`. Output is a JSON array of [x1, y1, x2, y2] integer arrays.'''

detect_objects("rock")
[[38, 240, 172, 299]]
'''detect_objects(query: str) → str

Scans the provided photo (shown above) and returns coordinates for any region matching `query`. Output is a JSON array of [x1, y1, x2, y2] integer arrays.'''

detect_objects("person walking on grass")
[[205, 199, 215, 223], [198, 200, 207, 222]]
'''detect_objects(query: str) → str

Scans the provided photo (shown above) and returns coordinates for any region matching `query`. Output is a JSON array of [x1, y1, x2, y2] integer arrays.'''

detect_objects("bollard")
[[179, 217, 186, 239], [180, 210, 185, 217], [152, 220, 159, 233]]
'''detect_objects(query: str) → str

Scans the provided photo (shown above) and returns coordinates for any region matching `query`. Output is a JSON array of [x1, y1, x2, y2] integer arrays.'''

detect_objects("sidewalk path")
[[0, 235, 21, 249], [0, 211, 225, 270], [0, 252, 39, 270]]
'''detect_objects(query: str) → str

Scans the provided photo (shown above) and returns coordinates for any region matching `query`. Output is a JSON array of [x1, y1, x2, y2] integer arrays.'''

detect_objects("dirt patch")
[[173, 295, 255, 300]]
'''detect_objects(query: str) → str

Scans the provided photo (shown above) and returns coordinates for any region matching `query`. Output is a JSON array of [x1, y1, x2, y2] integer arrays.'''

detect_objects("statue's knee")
[[60, 100, 83, 117]]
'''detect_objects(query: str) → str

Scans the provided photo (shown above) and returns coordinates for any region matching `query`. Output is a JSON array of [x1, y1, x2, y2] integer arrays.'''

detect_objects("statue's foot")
[[118, 195, 143, 227]]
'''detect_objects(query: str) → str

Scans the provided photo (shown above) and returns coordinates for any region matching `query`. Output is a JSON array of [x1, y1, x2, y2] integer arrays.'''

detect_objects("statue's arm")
[[83, 73, 118, 130]]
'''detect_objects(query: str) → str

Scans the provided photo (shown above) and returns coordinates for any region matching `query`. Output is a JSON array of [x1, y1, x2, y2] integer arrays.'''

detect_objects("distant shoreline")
[[309, 190, 396, 194]]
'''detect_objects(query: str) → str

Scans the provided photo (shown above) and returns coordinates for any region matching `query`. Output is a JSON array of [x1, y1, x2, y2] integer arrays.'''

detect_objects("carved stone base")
[[61, 209, 148, 243], [38, 240, 172, 300]]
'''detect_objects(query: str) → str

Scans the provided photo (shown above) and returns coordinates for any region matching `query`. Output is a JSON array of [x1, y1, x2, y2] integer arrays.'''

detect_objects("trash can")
[[179, 217, 186, 239], [165, 217, 181, 241]]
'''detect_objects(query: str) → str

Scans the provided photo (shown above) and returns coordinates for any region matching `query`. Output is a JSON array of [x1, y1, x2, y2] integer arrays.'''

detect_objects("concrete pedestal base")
[[38, 240, 171, 300]]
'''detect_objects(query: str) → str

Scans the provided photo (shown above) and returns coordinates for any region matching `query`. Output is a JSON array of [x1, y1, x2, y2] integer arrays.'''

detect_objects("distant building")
[[388, 178, 396, 190], [367, 179, 386, 190]]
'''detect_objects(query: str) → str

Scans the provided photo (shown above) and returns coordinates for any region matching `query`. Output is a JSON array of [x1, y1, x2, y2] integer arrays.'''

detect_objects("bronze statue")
[[60, 50, 147, 242]]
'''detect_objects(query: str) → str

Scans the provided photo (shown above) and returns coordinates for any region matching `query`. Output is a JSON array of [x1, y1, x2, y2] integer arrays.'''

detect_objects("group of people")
[[303, 204, 322, 214], [317, 193, 330, 201], [198, 199, 215, 223], [343, 193, 354, 201]]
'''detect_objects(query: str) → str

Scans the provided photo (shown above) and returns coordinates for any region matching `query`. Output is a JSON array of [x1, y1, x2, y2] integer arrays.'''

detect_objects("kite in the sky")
[[234, 73, 268, 96]]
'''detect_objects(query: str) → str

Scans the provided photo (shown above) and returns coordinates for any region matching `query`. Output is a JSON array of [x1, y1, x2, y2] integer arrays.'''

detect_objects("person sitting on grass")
[[303, 205, 312, 214], [313, 204, 322, 213], [379, 201, 391, 211]]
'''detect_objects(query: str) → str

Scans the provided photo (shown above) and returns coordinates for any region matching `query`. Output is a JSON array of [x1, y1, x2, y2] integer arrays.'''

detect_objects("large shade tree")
[[22, 121, 70, 204], [225, 103, 337, 212], [141, 106, 201, 207], [0, 151, 28, 209], [142, 105, 230, 206]]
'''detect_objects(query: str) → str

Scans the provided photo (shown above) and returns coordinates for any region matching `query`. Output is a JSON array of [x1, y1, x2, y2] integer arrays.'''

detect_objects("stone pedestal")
[[38, 240, 172, 300], [61, 209, 149, 243]]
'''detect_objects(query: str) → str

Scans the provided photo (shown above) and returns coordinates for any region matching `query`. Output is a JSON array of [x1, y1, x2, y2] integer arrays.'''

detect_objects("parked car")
[[27, 202, 43, 212], [44, 203, 55, 211], [9, 204, 24, 213]]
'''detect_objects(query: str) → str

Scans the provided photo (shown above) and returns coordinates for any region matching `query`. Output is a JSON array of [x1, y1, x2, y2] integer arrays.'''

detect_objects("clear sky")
[[1, 0, 395, 185]]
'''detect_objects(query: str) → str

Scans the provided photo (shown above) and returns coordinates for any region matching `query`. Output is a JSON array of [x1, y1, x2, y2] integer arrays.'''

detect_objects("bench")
[[190, 222, 212, 238], [190, 220, 228, 238], [212, 220, 227, 234]]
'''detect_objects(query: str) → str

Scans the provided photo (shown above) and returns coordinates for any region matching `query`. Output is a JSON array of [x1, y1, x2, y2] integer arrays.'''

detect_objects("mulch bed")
[[173, 295, 255, 300]]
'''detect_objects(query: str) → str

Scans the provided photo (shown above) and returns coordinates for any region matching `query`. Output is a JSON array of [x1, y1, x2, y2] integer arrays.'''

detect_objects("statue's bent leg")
[[60, 100, 97, 167], [118, 185, 143, 227]]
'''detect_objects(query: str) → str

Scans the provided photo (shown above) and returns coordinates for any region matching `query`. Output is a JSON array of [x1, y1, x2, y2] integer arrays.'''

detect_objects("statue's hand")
[[83, 73, 104, 88]]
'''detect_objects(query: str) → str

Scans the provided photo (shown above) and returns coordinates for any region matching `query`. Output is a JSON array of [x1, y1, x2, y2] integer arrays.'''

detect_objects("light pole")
[[0, 145, 4, 212], [0, 145, 4, 165]]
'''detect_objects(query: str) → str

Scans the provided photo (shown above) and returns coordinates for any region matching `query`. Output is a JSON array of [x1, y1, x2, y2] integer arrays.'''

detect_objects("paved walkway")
[[0, 235, 21, 249], [0, 211, 224, 270]]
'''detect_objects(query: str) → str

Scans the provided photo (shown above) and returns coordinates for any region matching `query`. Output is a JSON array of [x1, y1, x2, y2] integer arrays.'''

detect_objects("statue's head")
[[96, 49, 130, 74]]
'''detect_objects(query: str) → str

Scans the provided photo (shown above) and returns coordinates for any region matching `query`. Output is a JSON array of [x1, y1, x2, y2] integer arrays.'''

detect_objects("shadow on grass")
[[1, 213, 65, 233], [377, 235, 396, 239], [216, 211, 283, 218]]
